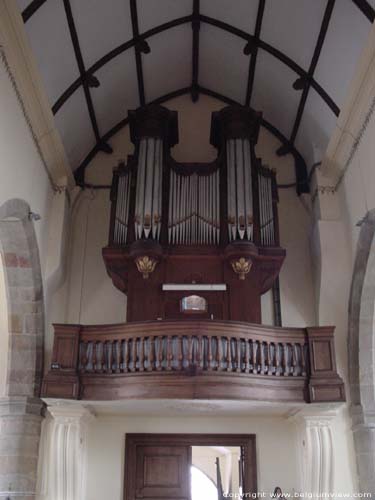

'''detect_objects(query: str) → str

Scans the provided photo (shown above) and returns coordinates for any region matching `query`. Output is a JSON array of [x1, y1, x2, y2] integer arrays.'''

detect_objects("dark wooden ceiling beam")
[[245, 0, 266, 107], [62, 0, 111, 154], [289, 0, 336, 146], [51, 14, 339, 118], [129, 0, 147, 107], [75, 85, 309, 194], [191, 0, 200, 102], [352, 0, 375, 21], [22, 0, 47, 22]]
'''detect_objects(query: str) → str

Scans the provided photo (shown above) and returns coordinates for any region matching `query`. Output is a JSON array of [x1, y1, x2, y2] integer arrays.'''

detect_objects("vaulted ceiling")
[[17, 0, 374, 191]]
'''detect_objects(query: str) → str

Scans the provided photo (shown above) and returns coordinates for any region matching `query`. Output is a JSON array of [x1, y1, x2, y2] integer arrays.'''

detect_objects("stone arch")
[[348, 209, 375, 493], [0, 198, 44, 397]]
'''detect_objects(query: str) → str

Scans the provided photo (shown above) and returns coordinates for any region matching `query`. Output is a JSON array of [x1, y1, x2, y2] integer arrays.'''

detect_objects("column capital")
[[47, 402, 95, 424], [288, 405, 339, 426]]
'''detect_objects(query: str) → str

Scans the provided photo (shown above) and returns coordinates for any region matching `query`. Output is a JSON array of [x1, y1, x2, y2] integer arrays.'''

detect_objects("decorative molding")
[[230, 257, 252, 280], [134, 255, 158, 279]]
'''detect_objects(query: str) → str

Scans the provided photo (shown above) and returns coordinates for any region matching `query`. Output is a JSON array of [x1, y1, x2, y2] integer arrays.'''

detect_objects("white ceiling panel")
[[143, 25, 191, 103], [17, 0, 31, 11], [54, 88, 96, 170], [137, 0, 192, 33], [200, 0, 259, 34], [23, 0, 79, 105], [199, 24, 248, 103], [70, 0, 132, 69], [91, 51, 139, 136], [314, 0, 372, 108], [294, 88, 337, 169], [261, 0, 327, 71], [252, 49, 300, 139]]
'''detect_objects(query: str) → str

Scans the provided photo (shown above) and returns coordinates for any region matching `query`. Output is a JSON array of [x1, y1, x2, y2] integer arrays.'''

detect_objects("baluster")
[[177, 336, 183, 370], [91, 341, 97, 373], [157, 336, 163, 371], [252, 340, 257, 374], [147, 337, 155, 372], [123, 339, 129, 373], [301, 343, 307, 376], [282, 343, 288, 376], [244, 339, 250, 373], [106, 341, 113, 374], [217, 337, 223, 371], [119, 340, 124, 373], [166, 336, 172, 371], [188, 336, 193, 367], [208, 336, 213, 371], [267, 343, 272, 375], [96, 342, 103, 373], [131, 338, 137, 372], [259, 342, 267, 375], [291, 344, 297, 376], [80, 341, 88, 373], [196, 336, 202, 369], [236, 338, 241, 373], [115, 340, 121, 374], [200, 336, 204, 369], [226, 337, 232, 372], [139, 337, 145, 372], [275, 343, 280, 376]]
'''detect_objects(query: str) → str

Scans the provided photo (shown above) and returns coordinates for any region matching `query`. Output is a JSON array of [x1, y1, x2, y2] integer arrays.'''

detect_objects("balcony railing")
[[42, 320, 345, 404]]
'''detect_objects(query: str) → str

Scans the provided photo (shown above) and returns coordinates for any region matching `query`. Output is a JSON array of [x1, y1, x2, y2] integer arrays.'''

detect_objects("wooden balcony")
[[41, 320, 345, 404]]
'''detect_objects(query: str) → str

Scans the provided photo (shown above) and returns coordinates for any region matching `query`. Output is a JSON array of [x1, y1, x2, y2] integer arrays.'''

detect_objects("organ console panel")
[[103, 104, 285, 324]]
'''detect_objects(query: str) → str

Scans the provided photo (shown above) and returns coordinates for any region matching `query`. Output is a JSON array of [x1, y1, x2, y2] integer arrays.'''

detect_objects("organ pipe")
[[226, 138, 253, 242], [134, 137, 163, 240]]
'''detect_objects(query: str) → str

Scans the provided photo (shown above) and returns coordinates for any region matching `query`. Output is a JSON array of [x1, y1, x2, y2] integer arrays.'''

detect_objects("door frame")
[[124, 433, 257, 500]]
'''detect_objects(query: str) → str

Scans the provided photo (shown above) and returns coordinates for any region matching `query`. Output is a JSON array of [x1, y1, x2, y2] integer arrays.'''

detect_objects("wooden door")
[[125, 438, 191, 500]]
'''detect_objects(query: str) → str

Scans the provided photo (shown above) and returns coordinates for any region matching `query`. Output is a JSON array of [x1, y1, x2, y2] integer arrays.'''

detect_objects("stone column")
[[291, 409, 336, 499], [351, 405, 375, 494], [0, 396, 43, 499], [36, 405, 94, 500]]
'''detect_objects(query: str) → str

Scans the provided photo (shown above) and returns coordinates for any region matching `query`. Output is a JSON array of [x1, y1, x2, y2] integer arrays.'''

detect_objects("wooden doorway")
[[124, 434, 257, 500]]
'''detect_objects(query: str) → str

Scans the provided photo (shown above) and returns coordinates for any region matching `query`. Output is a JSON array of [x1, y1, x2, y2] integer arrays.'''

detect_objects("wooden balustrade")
[[41, 320, 345, 403]]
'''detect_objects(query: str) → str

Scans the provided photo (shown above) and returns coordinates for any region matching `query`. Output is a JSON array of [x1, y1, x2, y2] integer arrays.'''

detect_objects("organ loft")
[[42, 104, 345, 405], [103, 104, 285, 324]]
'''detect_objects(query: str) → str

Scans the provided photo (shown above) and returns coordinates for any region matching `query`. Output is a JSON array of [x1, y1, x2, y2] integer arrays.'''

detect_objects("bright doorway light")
[[191, 465, 218, 500]]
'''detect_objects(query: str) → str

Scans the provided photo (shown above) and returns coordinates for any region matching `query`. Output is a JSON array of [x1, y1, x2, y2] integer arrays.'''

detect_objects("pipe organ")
[[104, 105, 285, 324]]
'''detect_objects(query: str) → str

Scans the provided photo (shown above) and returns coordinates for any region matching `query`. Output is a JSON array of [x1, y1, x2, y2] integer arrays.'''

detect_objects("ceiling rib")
[[50, 14, 339, 117], [352, 0, 375, 21], [22, 0, 47, 22], [289, 0, 336, 147], [62, 0, 112, 153], [129, 0, 147, 107], [74, 84, 309, 195], [191, 0, 200, 102], [245, 0, 266, 107]]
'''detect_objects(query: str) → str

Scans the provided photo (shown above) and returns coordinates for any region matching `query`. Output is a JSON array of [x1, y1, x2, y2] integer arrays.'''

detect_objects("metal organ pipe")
[[258, 168, 275, 247], [134, 137, 163, 241], [226, 138, 253, 242], [114, 170, 131, 245], [167, 170, 220, 246]]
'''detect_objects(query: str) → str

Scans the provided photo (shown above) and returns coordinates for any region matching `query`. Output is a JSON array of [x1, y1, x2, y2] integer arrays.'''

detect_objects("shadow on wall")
[[0, 198, 44, 397]]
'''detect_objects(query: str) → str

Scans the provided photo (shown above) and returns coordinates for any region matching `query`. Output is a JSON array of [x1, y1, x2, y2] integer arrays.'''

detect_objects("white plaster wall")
[[84, 415, 299, 500], [0, 60, 54, 273], [60, 94, 316, 331], [0, 55, 56, 390]]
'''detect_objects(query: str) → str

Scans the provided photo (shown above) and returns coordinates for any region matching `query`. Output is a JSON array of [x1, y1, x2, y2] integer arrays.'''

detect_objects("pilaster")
[[37, 404, 94, 500]]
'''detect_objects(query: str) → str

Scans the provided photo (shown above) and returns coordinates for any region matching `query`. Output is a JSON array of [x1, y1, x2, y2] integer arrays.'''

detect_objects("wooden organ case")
[[103, 105, 286, 324]]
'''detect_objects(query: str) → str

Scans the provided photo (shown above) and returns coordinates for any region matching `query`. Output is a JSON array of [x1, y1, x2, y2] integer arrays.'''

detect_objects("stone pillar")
[[292, 410, 336, 499], [0, 396, 43, 499], [37, 405, 94, 500], [351, 405, 375, 494]]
